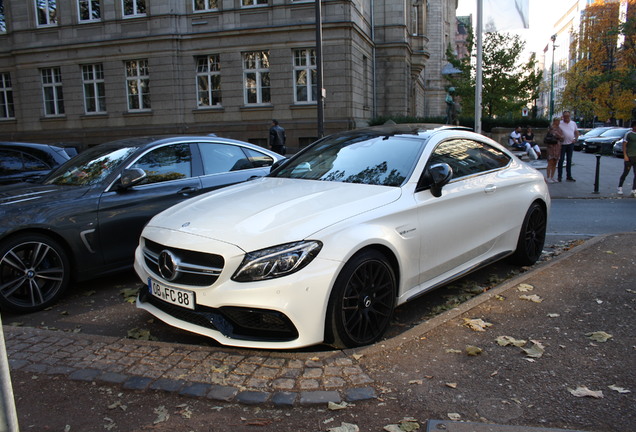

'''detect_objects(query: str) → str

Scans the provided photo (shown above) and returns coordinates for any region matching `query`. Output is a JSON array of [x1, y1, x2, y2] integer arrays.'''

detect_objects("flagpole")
[[474, 0, 483, 134]]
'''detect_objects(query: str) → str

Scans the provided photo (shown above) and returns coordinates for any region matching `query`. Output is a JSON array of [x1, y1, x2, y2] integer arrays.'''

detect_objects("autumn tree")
[[561, 0, 636, 123], [446, 31, 542, 119]]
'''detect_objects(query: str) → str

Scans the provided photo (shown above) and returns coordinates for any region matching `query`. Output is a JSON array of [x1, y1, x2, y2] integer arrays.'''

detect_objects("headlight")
[[232, 240, 323, 282]]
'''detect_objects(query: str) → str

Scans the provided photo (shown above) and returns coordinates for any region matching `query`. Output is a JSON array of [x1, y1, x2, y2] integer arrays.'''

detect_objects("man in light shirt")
[[557, 111, 579, 182]]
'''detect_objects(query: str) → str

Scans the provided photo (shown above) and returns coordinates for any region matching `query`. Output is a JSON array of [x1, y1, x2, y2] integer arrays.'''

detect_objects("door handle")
[[178, 187, 199, 196], [484, 185, 497, 194]]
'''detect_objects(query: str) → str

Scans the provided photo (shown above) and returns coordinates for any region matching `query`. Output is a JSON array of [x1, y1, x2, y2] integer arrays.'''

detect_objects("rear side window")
[[198, 143, 254, 174], [132, 143, 193, 184], [429, 139, 510, 179], [243, 147, 274, 168], [0, 150, 24, 175]]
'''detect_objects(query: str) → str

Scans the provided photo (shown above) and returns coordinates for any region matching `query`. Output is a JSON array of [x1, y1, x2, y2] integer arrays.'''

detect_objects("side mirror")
[[119, 168, 147, 189], [419, 163, 453, 197]]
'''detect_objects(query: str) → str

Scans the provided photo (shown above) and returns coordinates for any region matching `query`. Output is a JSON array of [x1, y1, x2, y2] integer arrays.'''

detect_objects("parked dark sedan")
[[573, 127, 613, 151], [0, 141, 74, 185], [582, 128, 629, 154], [0, 136, 282, 312]]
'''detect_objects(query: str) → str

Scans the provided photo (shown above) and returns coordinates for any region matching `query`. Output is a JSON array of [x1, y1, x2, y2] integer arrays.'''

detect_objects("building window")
[[0, 0, 6, 33], [79, 0, 101, 22], [194, 0, 217, 11], [41, 67, 65, 116], [242, 0, 267, 7], [123, 0, 146, 17], [293, 48, 317, 103], [82, 64, 106, 113], [196, 55, 222, 107], [243, 51, 270, 105], [125, 59, 150, 111], [35, 0, 57, 27], [0, 73, 14, 119]]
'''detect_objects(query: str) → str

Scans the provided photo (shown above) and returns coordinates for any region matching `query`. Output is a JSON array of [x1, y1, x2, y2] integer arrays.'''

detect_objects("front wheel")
[[509, 202, 547, 266], [326, 250, 396, 348], [0, 233, 71, 313]]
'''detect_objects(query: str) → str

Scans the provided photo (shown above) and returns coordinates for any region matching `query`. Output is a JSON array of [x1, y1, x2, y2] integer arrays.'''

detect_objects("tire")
[[0, 233, 70, 313], [509, 202, 547, 266], [326, 250, 396, 348]]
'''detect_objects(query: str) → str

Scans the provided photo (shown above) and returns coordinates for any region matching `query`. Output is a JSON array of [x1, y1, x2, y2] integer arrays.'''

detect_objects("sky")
[[456, 0, 571, 57]]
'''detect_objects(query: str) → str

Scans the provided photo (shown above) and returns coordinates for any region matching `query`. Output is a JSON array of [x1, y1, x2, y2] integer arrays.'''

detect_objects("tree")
[[561, 0, 636, 123], [446, 31, 542, 119]]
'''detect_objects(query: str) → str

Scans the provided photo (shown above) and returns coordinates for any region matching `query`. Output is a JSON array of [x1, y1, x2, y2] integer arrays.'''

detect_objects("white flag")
[[483, 0, 529, 31]]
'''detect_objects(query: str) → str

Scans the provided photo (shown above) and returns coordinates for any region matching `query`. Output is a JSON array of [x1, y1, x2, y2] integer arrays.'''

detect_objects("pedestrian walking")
[[617, 120, 636, 197], [557, 110, 579, 182], [269, 119, 287, 156], [545, 117, 564, 183]]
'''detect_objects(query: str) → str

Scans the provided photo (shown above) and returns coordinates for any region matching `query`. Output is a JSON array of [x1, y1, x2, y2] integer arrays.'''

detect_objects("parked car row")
[[574, 127, 629, 155], [1, 127, 550, 349], [0, 142, 76, 185]]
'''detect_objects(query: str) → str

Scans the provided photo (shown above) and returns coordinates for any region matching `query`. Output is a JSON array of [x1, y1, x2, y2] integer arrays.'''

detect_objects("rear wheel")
[[509, 202, 547, 266], [0, 234, 70, 313], [326, 250, 396, 348]]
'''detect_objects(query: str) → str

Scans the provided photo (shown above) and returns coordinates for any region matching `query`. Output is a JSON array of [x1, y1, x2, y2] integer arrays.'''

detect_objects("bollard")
[[0, 315, 19, 432], [593, 153, 601, 194]]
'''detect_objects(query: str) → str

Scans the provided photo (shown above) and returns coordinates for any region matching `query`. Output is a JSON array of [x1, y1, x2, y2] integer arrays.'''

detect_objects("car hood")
[[0, 183, 90, 208], [146, 177, 402, 251]]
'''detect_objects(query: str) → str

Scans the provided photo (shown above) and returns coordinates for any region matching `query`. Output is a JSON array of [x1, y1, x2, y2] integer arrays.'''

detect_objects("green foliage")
[[445, 30, 543, 120]]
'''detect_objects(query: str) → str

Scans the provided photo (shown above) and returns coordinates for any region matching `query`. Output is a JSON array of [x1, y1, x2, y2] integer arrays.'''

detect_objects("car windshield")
[[583, 128, 610, 138], [271, 131, 425, 186], [600, 129, 628, 138], [44, 146, 138, 186]]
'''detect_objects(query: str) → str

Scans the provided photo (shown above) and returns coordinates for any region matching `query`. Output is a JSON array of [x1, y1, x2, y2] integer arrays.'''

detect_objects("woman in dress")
[[546, 117, 564, 183]]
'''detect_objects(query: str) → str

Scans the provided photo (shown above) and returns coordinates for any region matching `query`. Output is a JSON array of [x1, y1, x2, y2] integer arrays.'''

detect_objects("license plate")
[[148, 278, 195, 310]]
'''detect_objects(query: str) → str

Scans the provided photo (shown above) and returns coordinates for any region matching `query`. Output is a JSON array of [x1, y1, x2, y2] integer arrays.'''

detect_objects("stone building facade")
[[0, 0, 457, 151]]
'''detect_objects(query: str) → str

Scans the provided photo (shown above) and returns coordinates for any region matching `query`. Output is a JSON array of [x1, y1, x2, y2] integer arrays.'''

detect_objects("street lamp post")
[[549, 34, 557, 120]]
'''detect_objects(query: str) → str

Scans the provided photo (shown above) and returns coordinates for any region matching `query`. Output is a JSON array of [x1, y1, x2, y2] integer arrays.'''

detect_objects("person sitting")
[[522, 126, 541, 159], [508, 126, 536, 160]]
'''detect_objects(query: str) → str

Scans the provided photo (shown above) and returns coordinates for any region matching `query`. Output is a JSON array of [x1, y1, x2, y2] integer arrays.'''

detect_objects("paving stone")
[[97, 372, 129, 384], [271, 391, 297, 407], [344, 387, 377, 401], [299, 391, 341, 405], [236, 391, 270, 405], [22, 363, 50, 374], [271, 378, 296, 390], [207, 385, 238, 402], [123, 376, 154, 390], [69, 368, 102, 382], [47, 366, 77, 375], [180, 382, 212, 397], [150, 378, 186, 392], [8, 359, 29, 369]]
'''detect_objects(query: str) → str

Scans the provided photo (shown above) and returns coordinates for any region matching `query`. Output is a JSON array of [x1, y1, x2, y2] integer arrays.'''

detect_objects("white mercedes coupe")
[[134, 125, 550, 349]]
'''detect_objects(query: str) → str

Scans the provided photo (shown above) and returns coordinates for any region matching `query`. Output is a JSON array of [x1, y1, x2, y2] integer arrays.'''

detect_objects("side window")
[[243, 148, 274, 168], [429, 139, 510, 180], [198, 143, 254, 174], [0, 150, 23, 175], [22, 153, 50, 171], [131, 144, 192, 185]]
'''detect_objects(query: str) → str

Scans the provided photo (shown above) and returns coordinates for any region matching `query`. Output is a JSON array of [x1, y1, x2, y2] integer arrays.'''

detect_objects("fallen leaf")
[[522, 340, 545, 358], [328, 422, 360, 432], [547, 313, 560, 318], [445, 382, 458, 389], [465, 345, 483, 356], [496, 335, 527, 347], [586, 331, 612, 342], [463, 318, 493, 332], [119, 288, 139, 303], [397, 420, 420, 431], [408, 379, 423, 385], [520, 294, 543, 303], [568, 386, 604, 398], [153, 405, 170, 424], [595, 299, 603, 304], [447, 413, 462, 421], [608, 385, 631, 394], [328, 401, 349, 410], [517, 283, 534, 292], [446, 348, 462, 354], [604, 250, 615, 254], [175, 404, 193, 418], [352, 353, 363, 360], [127, 328, 157, 341]]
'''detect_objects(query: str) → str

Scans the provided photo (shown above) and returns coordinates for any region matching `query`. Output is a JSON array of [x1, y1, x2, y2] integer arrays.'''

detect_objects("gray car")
[[0, 141, 74, 185], [0, 136, 282, 313]]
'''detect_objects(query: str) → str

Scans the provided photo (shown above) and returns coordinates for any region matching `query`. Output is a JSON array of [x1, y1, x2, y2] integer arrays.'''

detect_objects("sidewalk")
[[3, 152, 635, 432]]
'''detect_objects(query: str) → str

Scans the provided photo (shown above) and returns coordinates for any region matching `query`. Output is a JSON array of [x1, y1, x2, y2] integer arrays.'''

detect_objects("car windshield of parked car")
[[271, 133, 425, 186], [583, 128, 611, 138], [45, 146, 138, 186], [598, 128, 628, 138]]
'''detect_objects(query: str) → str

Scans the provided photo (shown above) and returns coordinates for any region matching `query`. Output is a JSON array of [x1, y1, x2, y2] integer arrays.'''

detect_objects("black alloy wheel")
[[0, 234, 70, 313], [327, 250, 396, 348], [510, 202, 547, 266]]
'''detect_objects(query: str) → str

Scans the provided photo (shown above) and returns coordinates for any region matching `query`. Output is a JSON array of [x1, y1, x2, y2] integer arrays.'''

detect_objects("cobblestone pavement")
[[4, 326, 375, 406]]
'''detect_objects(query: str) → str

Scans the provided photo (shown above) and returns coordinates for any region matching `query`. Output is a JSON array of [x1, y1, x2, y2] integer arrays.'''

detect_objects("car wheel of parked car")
[[509, 202, 547, 266], [0, 234, 70, 313], [326, 249, 397, 348]]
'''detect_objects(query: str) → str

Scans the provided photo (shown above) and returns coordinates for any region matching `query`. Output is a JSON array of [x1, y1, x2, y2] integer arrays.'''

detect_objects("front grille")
[[139, 288, 299, 342], [142, 238, 224, 287]]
